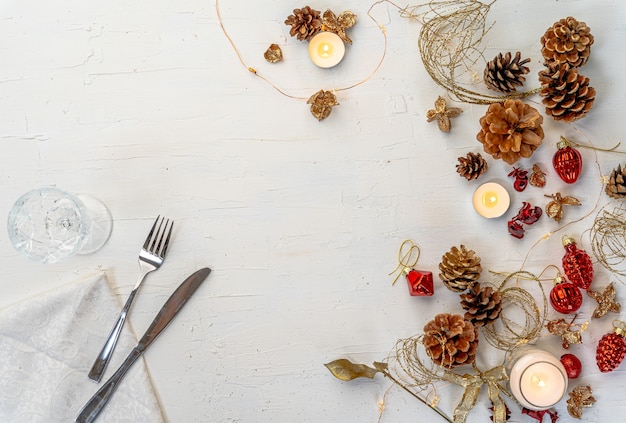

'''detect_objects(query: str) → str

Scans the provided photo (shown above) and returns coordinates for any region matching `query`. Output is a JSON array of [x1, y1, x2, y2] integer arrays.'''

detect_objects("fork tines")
[[144, 216, 173, 257]]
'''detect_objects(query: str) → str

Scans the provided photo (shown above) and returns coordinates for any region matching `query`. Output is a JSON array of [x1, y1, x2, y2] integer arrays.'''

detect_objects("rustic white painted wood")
[[1, 1, 625, 421]]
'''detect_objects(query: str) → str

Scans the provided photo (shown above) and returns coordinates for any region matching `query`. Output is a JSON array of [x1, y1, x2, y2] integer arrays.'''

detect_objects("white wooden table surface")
[[1, 1, 625, 422]]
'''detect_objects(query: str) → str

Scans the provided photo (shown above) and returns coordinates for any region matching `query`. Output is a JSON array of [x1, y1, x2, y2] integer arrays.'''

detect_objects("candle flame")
[[318, 42, 334, 58]]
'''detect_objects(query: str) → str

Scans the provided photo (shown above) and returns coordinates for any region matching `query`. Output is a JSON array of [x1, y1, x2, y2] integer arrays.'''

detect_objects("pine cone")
[[538, 63, 596, 122], [439, 245, 482, 292], [541, 16, 594, 68], [476, 99, 544, 165], [423, 313, 478, 368], [483, 51, 530, 93], [606, 164, 626, 199], [456, 152, 488, 181], [460, 283, 502, 327], [285, 6, 322, 41]]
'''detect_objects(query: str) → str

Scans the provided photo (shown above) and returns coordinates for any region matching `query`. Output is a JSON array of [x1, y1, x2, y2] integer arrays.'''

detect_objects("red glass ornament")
[[550, 276, 583, 314], [560, 353, 582, 378], [562, 237, 594, 289], [553, 136, 582, 183], [596, 322, 626, 372], [405, 269, 434, 296]]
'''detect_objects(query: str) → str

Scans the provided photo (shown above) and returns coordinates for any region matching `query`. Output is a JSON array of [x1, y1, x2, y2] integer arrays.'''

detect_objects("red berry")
[[560, 353, 582, 378]]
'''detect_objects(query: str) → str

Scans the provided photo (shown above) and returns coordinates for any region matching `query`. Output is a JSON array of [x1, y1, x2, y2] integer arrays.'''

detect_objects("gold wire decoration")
[[215, 0, 388, 115], [590, 203, 626, 281], [398, 0, 539, 104], [482, 270, 547, 351], [389, 239, 421, 285]]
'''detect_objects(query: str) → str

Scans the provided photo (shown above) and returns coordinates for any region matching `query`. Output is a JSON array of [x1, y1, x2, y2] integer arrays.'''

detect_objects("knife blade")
[[74, 267, 211, 423]]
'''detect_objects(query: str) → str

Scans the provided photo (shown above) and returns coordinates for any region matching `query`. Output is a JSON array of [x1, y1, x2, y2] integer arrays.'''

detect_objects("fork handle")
[[88, 289, 138, 382], [76, 347, 143, 423]]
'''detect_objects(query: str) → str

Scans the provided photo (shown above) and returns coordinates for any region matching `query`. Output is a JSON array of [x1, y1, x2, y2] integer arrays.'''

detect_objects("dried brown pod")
[[545, 192, 581, 222], [264, 44, 283, 63], [476, 99, 544, 165], [538, 63, 596, 122], [422, 313, 478, 367], [285, 6, 322, 41], [307, 89, 339, 121], [483, 51, 530, 93], [541, 16, 594, 68], [426, 96, 462, 132]]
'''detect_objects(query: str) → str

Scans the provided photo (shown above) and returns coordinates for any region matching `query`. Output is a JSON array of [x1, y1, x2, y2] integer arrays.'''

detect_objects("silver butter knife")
[[74, 267, 211, 423]]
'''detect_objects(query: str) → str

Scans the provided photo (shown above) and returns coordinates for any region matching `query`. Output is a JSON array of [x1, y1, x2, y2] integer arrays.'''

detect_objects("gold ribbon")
[[442, 365, 509, 423]]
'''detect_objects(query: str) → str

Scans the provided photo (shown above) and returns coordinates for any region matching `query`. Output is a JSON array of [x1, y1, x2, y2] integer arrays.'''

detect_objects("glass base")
[[76, 194, 112, 255]]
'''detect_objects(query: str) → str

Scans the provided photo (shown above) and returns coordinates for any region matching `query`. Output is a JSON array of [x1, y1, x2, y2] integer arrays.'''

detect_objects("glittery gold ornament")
[[546, 317, 585, 348], [426, 96, 462, 132], [307, 90, 338, 121], [587, 282, 621, 319], [263, 44, 283, 63], [566, 385, 596, 419], [545, 192, 581, 223], [322, 9, 356, 44], [529, 164, 546, 187]]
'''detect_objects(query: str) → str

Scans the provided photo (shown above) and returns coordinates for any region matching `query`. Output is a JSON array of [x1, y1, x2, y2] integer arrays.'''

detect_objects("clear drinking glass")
[[7, 187, 112, 263]]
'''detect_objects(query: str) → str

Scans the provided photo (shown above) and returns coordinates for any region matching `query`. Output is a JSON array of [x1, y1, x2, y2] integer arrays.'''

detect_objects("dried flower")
[[307, 90, 339, 121], [426, 96, 462, 132]]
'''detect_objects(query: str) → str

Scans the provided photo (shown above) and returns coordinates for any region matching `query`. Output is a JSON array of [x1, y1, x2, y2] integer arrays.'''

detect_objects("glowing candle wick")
[[318, 42, 333, 58], [482, 191, 499, 208]]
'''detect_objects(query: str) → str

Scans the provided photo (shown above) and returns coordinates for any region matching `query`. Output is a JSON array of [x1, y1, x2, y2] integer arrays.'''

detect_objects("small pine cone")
[[541, 16, 594, 68], [285, 6, 322, 41], [438, 245, 482, 292], [456, 152, 488, 181], [538, 63, 596, 122], [423, 313, 478, 368], [484, 51, 530, 93], [606, 164, 626, 199], [460, 283, 502, 327], [476, 99, 544, 165]]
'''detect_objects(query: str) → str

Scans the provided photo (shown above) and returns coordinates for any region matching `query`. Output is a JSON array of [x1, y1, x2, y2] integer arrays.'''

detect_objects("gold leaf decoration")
[[322, 10, 356, 44], [307, 89, 339, 121], [529, 164, 546, 187], [263, 44, 283, 63], [324, 359, 380, 381], [545, 192, 581, 222], [567, 385, 596, 419], [587, 282, 621, 319], [426, 96, 462, 132], [546, 317, 585, 348]]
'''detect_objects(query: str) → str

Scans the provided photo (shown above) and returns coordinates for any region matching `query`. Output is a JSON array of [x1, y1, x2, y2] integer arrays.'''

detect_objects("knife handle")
[[75, 347, 143, 423]]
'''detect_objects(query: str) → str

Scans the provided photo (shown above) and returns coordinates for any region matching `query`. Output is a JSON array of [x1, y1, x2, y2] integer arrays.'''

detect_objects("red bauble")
[[596, 323, 626, 372], [553, 136, 582, 183], [405, 269, 434, 296], [550, 277, 583, 314], [562, 237, 594, 289], [560, 353, 582, 378]]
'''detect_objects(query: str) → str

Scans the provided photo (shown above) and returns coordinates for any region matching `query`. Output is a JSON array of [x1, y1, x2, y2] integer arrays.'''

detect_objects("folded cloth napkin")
[[0, 272, 165, 423]]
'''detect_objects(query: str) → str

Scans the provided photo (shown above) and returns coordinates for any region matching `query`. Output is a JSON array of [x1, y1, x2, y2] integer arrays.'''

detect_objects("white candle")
[[507, 346, 568, 410], [308, 32, 345, 68], [472, 182, 510, 218]]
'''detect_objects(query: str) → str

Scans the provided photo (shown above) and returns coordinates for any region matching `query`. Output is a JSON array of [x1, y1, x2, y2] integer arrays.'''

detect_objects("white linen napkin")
[[0, 272, 166, 423]]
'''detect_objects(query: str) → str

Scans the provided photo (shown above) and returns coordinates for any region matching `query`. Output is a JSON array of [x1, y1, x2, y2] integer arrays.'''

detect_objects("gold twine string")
[[397, 0, 539, 104], [590, 203, 626, 281], [215, 0, 388, 100], [389, 239, 421, 285]]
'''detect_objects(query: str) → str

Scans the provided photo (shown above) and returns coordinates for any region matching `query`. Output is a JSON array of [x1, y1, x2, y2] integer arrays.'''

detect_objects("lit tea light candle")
[[472, 182, 510, 218], [506, 346, 568, 410], [308, 32, 345, 68]]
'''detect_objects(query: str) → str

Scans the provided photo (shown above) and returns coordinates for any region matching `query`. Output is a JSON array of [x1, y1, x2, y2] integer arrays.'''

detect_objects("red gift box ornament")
[[596, 321, 626, 372], [553, 136, 582, 184], [562, 237, 594, 290], [550, 274, 583, 314]]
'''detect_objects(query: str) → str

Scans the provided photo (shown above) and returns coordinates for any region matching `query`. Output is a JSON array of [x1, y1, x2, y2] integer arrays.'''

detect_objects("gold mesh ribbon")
[[442, 365, 508, 423]]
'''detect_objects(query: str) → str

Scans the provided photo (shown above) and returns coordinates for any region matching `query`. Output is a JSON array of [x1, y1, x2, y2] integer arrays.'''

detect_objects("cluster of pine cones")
[[421, 245, 502, 368]]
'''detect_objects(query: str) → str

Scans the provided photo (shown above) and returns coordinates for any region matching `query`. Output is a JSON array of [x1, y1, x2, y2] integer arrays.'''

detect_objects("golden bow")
[[442, 364, 509, 423]]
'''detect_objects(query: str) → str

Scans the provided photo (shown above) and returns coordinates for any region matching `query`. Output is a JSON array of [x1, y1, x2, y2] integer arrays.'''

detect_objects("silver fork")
[[88, 216, 173, 382]]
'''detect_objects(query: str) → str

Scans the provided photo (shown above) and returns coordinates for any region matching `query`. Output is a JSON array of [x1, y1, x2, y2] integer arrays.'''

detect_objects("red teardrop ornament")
[[550, 277, 583, 314], [596, 322, 626, 372], [553, 136, 582, 183], [562, 237, 594, 289]]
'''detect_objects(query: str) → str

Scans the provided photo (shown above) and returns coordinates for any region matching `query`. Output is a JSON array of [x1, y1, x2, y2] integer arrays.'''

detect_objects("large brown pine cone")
[[538, 63, 595, 122], [439, 245, 482, 292], [285, 6, 322, 41], [423, 313, 478, 368], [541, 16, 594, 68], [476, 99, 544, 165], [460, 283, 502, 327], [606, 164, 626, 199], [456, 152, 488, 181], [483, 51, 530, 93]]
